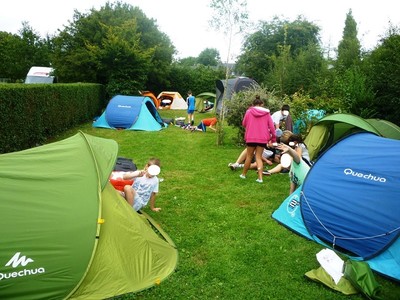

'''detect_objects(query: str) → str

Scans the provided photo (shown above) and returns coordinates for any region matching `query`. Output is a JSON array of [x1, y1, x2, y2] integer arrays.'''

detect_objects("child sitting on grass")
[[276, 142, 310, 194], [121, 157, 162, 212]]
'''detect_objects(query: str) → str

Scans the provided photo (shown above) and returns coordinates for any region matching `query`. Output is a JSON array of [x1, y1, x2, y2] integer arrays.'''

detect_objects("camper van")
[[24, 66, 55, 84]]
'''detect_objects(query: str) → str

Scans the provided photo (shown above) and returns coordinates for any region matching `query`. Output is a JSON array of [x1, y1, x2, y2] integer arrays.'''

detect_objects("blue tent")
[[93, 95, 166, 131], [272, 132, 400, 281]]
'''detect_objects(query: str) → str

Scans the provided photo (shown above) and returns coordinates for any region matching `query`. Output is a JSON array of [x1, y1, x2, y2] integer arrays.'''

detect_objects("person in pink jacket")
[[240, 97, 276, 183]]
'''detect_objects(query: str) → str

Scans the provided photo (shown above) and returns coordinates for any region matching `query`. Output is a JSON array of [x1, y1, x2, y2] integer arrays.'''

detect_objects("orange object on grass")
[[109, 171, 133, 191]]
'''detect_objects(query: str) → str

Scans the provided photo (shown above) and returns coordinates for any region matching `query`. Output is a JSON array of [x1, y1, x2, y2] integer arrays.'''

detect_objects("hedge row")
[[0, 83, 106, 153]]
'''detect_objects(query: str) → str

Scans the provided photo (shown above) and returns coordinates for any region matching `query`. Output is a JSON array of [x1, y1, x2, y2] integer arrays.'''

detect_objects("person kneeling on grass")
[[194, 117, 218, 132], [120, 158, 162, 212]]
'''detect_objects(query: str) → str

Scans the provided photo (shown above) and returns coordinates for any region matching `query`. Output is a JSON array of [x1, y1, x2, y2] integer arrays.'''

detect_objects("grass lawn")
[[59, 109, 399, 300]]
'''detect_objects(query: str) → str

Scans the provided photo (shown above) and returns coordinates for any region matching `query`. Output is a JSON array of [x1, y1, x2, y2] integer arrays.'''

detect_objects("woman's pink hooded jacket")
[[242, 106, 276, 144]]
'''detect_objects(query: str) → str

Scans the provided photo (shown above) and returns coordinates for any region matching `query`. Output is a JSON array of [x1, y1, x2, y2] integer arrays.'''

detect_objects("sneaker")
[[228, 163, 239, 170], [262, 171, 271, 176], [256, 179, 263, 183], [239, 174, 246, 179]]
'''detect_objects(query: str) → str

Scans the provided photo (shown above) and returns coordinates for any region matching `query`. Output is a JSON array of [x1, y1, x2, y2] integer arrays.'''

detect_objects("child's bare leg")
[[123, 185, 136, 206], [268, 164, 283, 174], [255, 146, 264, 180], [237, 149, 247, 164], [289, 182, 297, 194], [242, 146, 256, 176]]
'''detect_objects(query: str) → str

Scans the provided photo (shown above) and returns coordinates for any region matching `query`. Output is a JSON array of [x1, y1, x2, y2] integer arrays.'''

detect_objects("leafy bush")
[[289, 91, 342, 135], [224, 85, 283, 144], [0, 83, 105, 153], [225, 86, 344, 140]]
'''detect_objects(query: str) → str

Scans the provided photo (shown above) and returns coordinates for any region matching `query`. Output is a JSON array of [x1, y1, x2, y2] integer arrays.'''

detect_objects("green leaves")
[[236, 16, 323, 93], [51, 2, 174, 95], [336, 9, 361, 72], [0, 24, 52, 82]]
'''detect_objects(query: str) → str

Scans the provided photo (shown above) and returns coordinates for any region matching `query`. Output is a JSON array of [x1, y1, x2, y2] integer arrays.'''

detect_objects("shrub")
[[225, 86, 284, 144], [0, 83, 105, 153]]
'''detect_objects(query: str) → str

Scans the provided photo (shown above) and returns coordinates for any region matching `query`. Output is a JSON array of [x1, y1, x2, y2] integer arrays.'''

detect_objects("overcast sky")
[[1, 0, 399, 61]]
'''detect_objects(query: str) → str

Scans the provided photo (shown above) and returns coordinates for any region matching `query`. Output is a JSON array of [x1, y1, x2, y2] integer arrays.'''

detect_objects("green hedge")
[[0, 83, 106, 153]]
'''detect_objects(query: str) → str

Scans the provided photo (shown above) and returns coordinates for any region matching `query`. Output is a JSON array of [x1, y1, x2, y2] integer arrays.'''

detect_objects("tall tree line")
[[235, 10, 400, 125], [0, 3, 399, 125], [0, 1, 224, 97]]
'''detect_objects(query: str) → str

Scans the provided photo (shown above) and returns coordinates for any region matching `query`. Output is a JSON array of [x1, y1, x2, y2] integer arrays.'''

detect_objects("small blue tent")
[[272, 132, 400, 281], [93, 95, 166, 131]]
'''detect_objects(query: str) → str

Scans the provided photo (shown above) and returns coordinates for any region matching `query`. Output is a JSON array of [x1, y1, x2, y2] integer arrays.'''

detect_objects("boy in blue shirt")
[[186, 90, 196, 125]]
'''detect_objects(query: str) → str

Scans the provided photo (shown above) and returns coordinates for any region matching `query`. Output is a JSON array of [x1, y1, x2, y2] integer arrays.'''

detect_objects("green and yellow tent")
[[304, 113, 400, 161], [195, 92, 216, 112], [0, 132, 177, 299]]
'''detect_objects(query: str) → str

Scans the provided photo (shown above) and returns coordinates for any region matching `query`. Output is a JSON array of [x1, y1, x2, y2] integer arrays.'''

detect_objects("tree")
[[332, 10, 376, 118], [336, 9, 361, 72], [197, 48, 221, 66], [267, 25, 292, 96], [169, 63, 225, 99], [334, 67, 375, 118], [0, 32, 22, 81], [51, 1, 174, 95], [236, 16, 321, 86], [209, 0, 249, 145], [177, 56, 198, 67], [0, 23, 51, 82], [364, 25, 400, 125], [270, 43, 327, 97]]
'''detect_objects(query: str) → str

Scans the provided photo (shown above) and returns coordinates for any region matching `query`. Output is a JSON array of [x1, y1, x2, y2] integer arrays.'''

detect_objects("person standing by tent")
[[121, 158, 162, 212], [229, 127, 283, 169], [240, 97, 276, 183], [186, 90, 196, 125], [272, 104, 293, 132]]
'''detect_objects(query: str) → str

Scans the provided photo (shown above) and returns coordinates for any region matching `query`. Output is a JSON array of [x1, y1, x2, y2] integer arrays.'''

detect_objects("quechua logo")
[[1, 252, 45, 281], [5, 252, 34, 267]]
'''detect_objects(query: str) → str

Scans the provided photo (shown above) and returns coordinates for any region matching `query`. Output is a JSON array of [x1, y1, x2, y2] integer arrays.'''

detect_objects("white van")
[[25, 66, 55, 84]]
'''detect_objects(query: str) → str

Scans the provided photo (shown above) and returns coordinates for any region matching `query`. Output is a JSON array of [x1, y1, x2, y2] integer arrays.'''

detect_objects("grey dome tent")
[[215, 77, 258, 114]]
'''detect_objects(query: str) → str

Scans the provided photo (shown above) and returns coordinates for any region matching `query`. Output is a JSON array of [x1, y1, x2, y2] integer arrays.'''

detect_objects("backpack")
[[114, 157, 137, 172]]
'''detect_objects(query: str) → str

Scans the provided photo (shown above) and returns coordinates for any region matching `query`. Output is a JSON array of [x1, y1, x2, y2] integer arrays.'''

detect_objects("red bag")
[[109, 171, 133, 191]]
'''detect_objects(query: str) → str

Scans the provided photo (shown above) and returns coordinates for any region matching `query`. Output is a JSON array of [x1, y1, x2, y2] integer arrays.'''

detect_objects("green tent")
[[0, 132, 178, 299], [195, 92, 216, 112], [305, 113, 400, 161]]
